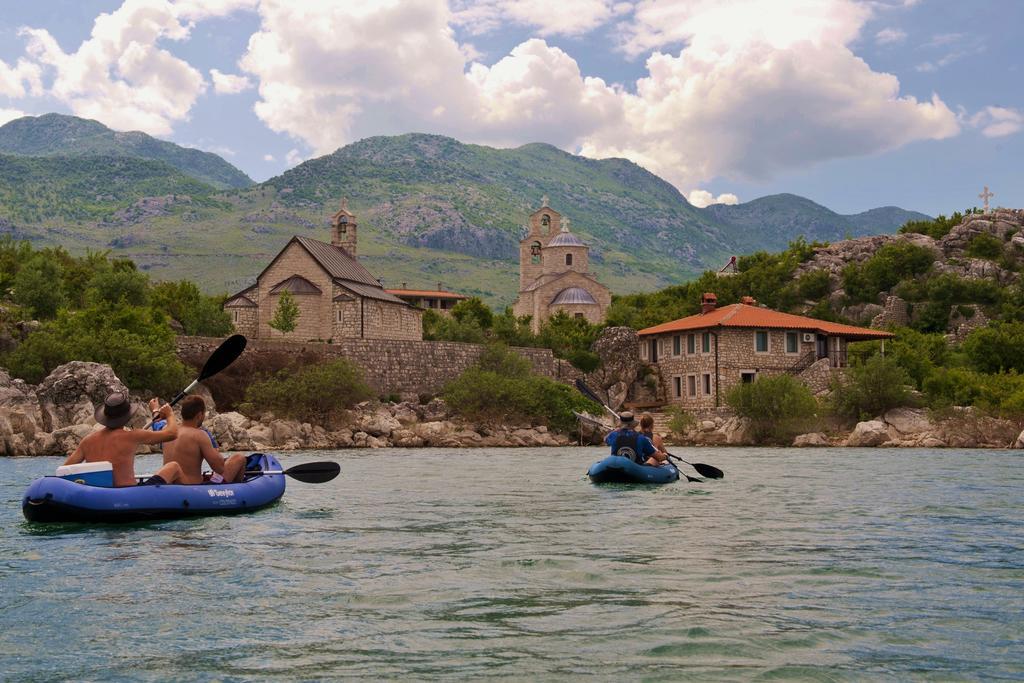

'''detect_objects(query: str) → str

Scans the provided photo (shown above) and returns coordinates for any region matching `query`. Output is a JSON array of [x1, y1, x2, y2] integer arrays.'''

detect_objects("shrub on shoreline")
[[242, 358, 373, 424], [443, 343, 598, 432], [830, 355, 914, 421], [725, 374, 818, 444]]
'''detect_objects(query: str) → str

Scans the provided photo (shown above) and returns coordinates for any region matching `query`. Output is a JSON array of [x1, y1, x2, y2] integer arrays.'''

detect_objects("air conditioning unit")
[[802, 333, 815, 343]]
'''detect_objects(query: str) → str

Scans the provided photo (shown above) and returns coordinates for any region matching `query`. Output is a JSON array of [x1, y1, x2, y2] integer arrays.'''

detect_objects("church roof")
[[255, 235, 408, 306], [522, 270, 599, 293], [225, 293, 256, 308], [551, 287, 598, 305], [547, 231, 586, 247], [269, 275, 322, 295]]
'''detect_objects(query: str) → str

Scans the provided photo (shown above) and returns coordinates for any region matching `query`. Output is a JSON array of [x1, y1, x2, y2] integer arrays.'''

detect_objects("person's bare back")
[[159, 395, 245, 485]]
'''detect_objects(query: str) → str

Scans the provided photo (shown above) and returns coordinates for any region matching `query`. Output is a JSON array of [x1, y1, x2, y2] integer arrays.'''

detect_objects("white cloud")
[[0, 57, 42, 98], [173, 0, 257, 21], [0, 108, 28, 126], [20, 0, 206, 135], [578, 0, 959, 189], [451, 0, 619, 37], [875, 27, 906, 45], [686, 190, 739, 208], [210, 68, 253, 94], [263, 153, 275, 161], [285, 148, 304, 166], [969, 106, 1024, 138], [239, 1, 620, 154]]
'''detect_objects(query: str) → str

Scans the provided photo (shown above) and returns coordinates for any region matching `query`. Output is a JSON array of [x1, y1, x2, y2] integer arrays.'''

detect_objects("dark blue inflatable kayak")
[[22, 453, 285, 523], [587, 455, 680, 484]]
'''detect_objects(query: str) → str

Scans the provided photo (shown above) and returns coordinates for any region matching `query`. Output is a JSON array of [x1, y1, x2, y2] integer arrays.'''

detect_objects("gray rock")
[[846, 420, 891, 447], [1014, 429, 1024, 449], [884, 407, 933, 435], [585, 326, 642, 411], [793, 432, 829, 447]]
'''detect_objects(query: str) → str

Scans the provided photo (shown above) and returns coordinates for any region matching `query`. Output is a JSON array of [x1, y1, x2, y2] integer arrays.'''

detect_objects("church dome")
[[547, 232, 586, 247], [551, 287, 598, 305]]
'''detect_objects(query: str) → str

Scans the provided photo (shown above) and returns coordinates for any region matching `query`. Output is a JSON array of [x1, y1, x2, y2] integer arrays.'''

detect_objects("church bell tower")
[[330, 197, 357, 257]]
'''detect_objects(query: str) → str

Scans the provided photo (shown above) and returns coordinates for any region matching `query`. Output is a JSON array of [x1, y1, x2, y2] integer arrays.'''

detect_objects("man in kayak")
[[160, 396, 246, 485], [63, 392, 185, 487], [604, 411, 658, 465]]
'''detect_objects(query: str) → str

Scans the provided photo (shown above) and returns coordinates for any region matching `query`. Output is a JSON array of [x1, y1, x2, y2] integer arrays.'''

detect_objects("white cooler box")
[[56, 461, 114, 487]]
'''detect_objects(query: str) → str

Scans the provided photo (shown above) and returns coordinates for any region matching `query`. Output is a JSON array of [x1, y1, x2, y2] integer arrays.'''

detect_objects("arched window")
[[541, 214, 550, 228], [565, 253, 573, 266], [530, 241, 542, 264]]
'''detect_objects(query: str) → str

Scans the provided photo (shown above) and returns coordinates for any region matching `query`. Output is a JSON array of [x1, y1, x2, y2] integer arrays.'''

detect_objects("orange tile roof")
[[385, 289, 467, 299], [638, 303, 895, 339]]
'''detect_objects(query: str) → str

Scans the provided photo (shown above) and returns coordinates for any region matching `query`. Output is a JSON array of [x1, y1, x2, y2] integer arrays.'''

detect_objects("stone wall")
[[176, 336, 571, 398]]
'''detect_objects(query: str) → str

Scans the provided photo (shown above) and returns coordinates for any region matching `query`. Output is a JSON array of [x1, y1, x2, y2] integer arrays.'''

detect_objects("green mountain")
[[0, 129, 929, 306], [705, 193, 931, 253], [0, 114, 252, 189]]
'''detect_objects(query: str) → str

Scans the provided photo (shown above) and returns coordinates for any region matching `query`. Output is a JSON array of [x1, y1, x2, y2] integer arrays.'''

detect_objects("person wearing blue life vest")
[[604, 411, 657, 465]]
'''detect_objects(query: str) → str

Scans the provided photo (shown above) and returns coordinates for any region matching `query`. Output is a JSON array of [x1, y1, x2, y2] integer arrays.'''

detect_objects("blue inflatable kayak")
[[22, 453, 285, 524], [587, 455, 680, 484]]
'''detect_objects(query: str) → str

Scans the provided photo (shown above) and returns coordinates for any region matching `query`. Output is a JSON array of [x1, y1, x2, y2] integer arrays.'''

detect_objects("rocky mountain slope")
[[0, 124, 929, 305], [0, 114, 252, 189]]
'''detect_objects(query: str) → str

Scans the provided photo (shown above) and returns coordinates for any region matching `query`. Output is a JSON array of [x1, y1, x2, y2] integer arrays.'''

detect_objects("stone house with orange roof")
[[511, 196, 612, 332], [638, 292, 895, 410], [224, 199, 422, 341], [384, 283, 467, 315]]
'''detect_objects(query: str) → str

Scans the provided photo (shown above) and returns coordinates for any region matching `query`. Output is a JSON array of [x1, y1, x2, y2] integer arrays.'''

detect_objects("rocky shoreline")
[[2, 361, 1022, 456]]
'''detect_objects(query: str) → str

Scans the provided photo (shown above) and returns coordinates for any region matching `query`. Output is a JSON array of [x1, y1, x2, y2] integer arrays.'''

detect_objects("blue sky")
[[0, 0, 1020, 216]]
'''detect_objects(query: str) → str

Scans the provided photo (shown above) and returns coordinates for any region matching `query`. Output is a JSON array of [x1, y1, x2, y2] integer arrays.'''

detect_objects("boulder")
[[846, 420, 889, 447], [35, 362, 135, 432], [793, 432, 829, 447], [584, 326, 642, 411], [413, 420, 454, 444], [883, 408, 933, 436], [356, 407, 402, 437], [417, 398, 450, 422], [391, 402, 419, 425], [391, 428, 425, 447], [721, 417, 755, 445], [1014, 429, 1024, 449], [0, 370, 45, 456]]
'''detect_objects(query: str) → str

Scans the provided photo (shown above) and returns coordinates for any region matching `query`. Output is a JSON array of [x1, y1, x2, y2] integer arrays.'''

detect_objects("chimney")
[[401, 282, 407, 290], [437, 281, 443, 292], [740, 296, 757, 306], [701, 292, 718, 314]]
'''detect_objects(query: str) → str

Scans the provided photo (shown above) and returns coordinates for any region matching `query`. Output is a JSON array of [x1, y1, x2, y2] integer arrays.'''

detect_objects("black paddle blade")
[[199, 334, 247, 381], [691, 462, 724, 479], [284, 461, 340, 484], [574, 379, 605, 407]]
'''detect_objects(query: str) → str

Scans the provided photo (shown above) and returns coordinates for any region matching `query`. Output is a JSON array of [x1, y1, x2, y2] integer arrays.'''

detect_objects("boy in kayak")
[[604, 411, 658, 465], [160, 395, 246, 485], [63, 392, 185, 487], [638, 414, 669, 466]]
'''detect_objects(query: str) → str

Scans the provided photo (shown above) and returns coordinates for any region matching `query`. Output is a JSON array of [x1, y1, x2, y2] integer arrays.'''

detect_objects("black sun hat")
[[94, 392, 133, 429], [619, 411, 635, 425]]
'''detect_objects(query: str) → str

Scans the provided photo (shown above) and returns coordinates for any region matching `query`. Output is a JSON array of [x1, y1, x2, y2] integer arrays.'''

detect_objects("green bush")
[[151, 280, 232, 336], [243, 358, 374, 423], [965, 233, 1004, 260], [725, 374, 818, 443], [3, 302, 188, 395], [443, 343, 598, 432], [12, 253, 65, 319], [450, 297, 494, 329], [922, 367, 1024, 415], [898, 210, 978, 240], [842, 242, 935, 304], [847, 328, 949, 389], [665, 405, 697, 437], [830, 355, 914, 421], [963, 321, 1024, 374]]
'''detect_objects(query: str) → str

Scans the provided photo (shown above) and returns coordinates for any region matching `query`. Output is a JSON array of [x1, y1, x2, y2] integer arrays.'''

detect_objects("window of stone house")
[[741, 371, 757, 383], [565, 253, 573, 266], [785, 331, 799, 354], [673, 335, 681, 356], [687, 334, 696, 354], [336, 310, 343, 323], [702, 332, 711, 353], [755, 330, 769, 353], [574, 312, 583, 319], [702, 373, 712, 395], [233, 310, 238, 322], [687, 375, 697, 397], [640, 343, 648, 360], [673, 376, 681, 398]]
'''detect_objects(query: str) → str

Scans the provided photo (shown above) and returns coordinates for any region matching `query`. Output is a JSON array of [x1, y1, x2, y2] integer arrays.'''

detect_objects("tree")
[[725, 374, 818, 443], [269, 290, 299, 335], [830, 354, 914, 421], [12, 254, 65, 319], [451, 297, 494, 329], [963, 321, 1024, 374], [151, 280, 232, 336]]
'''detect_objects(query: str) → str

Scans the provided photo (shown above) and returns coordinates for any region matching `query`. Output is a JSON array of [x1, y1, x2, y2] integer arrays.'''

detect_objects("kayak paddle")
[[137, 461, 342, 484], [145, 334, 247, 428], [574, 379, 723, 480]]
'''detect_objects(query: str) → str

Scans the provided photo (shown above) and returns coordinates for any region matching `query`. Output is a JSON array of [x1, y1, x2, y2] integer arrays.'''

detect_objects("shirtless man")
[[160, 395, 245, 485], [63, 392, 184, 487]]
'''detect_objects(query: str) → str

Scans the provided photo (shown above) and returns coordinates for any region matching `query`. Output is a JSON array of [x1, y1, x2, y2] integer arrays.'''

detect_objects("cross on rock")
[[979, 186, 994, 213]]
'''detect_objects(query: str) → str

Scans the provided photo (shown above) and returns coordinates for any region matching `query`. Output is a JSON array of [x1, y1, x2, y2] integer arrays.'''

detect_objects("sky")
[[0, 0, 1020, 216]]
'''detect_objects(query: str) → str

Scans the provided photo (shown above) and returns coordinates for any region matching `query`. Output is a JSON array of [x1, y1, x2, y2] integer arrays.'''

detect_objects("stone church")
[[512, 197, 611, 332], [224, 199, 422, 341]]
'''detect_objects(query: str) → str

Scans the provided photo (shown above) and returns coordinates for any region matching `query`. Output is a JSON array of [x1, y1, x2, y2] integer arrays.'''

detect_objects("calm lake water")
[[1, 447, 1022, 681]]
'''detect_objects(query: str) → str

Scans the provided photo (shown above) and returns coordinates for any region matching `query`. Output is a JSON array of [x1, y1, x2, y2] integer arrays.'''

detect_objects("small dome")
[[551, 287, 598, 305], [547, 232, 586, 247]]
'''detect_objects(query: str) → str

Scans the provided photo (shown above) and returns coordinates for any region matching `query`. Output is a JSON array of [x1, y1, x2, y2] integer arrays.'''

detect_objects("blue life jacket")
[[613, 429, 640, 461]]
